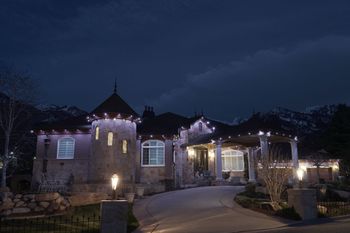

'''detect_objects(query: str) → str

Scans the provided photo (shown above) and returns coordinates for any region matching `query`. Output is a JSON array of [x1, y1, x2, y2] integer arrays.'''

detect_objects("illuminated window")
[[107, 132, 113, 146], [57, 137, 75, 159], [95, 127, 99, 140], [142, 140, 165, 166], [221, 150, 244, 171], [122, 140, 128, 154]]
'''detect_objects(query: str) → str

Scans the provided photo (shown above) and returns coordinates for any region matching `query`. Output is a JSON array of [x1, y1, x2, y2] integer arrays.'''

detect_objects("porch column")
[[259, 135, 269, 158], [247, 147, 256, 182], [215, 142, 223, 180], [290, 139, 299, 181]]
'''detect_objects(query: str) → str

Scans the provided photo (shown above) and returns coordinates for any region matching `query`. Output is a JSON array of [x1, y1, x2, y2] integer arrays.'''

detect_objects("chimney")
[[142, 105, 155, 119]]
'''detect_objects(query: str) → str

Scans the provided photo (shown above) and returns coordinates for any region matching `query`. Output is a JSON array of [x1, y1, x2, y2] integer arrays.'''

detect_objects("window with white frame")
[[57, 137, 75, 159], [142, 140, 165, 166], [107, 132, 113, 146], [222, 149, 244, 171]]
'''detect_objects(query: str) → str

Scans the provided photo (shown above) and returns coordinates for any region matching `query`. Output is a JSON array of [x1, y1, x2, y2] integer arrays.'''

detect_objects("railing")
[[317, 201, 350, 217], [0, 214, 100, 233]]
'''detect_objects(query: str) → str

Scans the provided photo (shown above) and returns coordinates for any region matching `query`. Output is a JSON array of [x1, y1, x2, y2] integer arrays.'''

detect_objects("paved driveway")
[[133, 186, 292, 233]]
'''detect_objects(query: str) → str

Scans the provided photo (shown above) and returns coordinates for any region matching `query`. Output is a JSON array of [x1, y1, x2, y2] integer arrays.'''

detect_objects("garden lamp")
[[111, 174, 119, 199], [296, 168, 304, 188]]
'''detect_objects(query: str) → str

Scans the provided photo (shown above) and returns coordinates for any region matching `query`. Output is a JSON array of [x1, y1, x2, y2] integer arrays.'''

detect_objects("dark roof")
[[91, 93, 138, 116], [34, 114, 90, 130], [138, 112, 189, 135]]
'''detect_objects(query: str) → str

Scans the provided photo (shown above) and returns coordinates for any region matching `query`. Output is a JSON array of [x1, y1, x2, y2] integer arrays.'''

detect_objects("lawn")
[[0, 203, 139, 233]]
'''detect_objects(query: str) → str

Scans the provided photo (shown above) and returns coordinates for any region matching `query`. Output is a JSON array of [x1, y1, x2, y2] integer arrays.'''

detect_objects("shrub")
[[245, 183, 256, 194], [275, 207, 301, 220]]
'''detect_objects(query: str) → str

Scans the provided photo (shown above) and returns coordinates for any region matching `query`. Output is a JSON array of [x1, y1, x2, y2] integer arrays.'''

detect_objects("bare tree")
[[0, 67, 36, 189], [307, 149, 330, 184], [258, 146, 292, 210]]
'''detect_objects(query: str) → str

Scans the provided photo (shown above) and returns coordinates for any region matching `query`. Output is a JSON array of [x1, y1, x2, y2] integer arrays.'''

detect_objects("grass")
[[0, 203, 139, 233]]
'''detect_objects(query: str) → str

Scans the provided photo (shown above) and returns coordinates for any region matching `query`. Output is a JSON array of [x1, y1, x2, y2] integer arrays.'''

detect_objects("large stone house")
[[32, 89, 339, 193]]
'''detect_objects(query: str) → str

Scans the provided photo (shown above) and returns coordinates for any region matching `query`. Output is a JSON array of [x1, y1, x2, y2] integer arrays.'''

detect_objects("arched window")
[[57, 137, 75, 159], [122, 140, 128, 154], [95, 126, 99, 140], [222, 149, 244, 171], [107, 132, 113, 146], [198, 122, 203, 132], [142, 140, 165, 166]]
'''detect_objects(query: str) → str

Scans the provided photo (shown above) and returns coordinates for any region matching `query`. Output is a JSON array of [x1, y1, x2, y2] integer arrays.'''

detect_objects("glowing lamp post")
[[111, 174, 119, 199], [296, 168, 304, 188]]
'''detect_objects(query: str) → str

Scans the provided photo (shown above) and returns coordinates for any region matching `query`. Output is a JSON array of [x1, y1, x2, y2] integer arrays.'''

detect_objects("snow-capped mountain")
[[36, 104, 87, 123], [250, 105, 339, 135]]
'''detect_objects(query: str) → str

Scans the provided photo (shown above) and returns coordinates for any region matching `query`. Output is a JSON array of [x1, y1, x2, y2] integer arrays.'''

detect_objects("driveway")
[[133, 186, 292, 233]]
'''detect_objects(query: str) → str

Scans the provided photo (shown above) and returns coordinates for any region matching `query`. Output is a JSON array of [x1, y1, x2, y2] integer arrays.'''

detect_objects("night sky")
[[1, 0, 350, 122]]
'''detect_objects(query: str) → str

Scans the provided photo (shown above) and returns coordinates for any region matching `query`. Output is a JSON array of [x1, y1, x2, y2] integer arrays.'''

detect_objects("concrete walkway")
[[133, 186, 293, 233]]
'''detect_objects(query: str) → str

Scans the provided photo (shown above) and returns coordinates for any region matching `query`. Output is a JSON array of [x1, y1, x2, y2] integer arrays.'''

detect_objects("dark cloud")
[[150, 36, 350, 120], [1, 0, 350, 121]]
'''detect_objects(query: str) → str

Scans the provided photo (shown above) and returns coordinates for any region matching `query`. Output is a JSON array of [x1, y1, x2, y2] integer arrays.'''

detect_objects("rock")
[[15, 201, 25, 207], [51, 202, 60, 210], [27, 202, 37, 210], [23, 194, 35, 200], [39, 202, 50, 208], [13, 198, 20, 203], [55, 196, 64, 204], [1, 209, 12, 216], [35, 193, 60, 202], [59, 205, 66, 211], [15, 194, 22, 199], [12, 207, 30, 214], [34, 206, 44, 212], [0, 199, 14, 211]]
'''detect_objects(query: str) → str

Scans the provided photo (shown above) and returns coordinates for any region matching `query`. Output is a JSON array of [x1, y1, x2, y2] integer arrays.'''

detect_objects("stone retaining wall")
[[0, 192, 70, 217]]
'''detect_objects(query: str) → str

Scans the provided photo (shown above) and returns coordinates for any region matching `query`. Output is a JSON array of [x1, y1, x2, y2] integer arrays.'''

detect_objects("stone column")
[[247, 148, 256, 182], [287, 189, 317, 220], [290, 139, 299, 181], [259, 135, 269, 159], [215, 142, 223, 180], [100, 200, 128, 233]]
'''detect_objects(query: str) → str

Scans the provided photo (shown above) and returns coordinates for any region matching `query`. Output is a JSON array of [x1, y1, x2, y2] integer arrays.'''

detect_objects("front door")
[[194, 148, 208, 175]]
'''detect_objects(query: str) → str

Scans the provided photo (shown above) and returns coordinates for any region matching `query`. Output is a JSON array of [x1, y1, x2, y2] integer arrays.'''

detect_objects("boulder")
[[35, 192, 60, 202], [59, 205, 66, 211], [1, 209, 12, 216], [39, 202, 50, 208], [15, 194, 22, 199], [27, 202, 37, 210], [13, 198, 20, 203], [15, 201, 25, 207], [55, 196, 64, 204], [23, 194, 35, 200], [51, 202, 60, 210], [34, 206, 44, 212], [12, 207, 30, 214], [0, 199, 14, 211]]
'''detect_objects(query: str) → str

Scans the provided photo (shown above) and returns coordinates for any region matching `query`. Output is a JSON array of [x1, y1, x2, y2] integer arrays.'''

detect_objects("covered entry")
[[193, 147, 208, 175]]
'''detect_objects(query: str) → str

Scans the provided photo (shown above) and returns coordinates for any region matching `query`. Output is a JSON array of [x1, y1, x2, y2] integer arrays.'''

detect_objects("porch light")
[[258, 131, 264, 136]]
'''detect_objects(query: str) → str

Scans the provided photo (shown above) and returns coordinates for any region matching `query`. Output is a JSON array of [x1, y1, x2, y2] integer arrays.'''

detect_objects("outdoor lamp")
[[111, 174, 119, 199], [296, 168, 304, 188]]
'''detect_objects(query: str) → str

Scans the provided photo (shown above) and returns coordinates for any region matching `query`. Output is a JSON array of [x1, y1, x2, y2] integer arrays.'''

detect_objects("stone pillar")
[[100, 200, 128, 233], [287, 189, 317, 220], [259, 135, 269, 159], [215, 142, 223, 180], [247, 148, 256, 182], [290, 139, 299, 181]]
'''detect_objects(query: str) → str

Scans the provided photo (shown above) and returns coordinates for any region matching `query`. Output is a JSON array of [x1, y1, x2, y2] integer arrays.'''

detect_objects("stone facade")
[[89, 119, 137, 183]]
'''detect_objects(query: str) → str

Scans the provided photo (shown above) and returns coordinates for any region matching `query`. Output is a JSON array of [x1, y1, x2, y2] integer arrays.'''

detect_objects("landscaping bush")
[[275, 207, 301, 220]]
